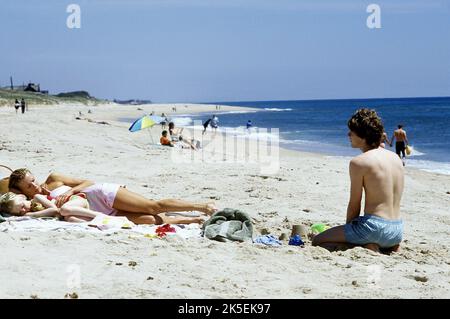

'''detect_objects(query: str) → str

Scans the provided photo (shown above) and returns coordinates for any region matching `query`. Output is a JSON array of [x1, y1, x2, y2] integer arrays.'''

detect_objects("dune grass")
[[0, 89, 106, 107]]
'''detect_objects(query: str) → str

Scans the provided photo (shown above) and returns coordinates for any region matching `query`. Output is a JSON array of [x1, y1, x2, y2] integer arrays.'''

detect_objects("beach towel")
[[0, 215, 202, 239], [202, 208, 253, 242]]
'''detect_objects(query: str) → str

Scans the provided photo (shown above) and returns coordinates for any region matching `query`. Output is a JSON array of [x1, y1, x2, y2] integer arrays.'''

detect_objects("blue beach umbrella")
[[129, 115, 156, 132], [129, 115, 157, 143]]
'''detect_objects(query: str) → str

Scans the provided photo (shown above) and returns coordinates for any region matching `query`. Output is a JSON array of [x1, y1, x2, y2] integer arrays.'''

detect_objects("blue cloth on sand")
[[253, 235, 282, 246]]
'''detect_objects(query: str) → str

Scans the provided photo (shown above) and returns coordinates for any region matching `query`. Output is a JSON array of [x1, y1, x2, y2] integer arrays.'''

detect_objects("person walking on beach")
[[14, 99, 20, 114], [20, 98, 26, 114], [202, 118, 212, 135], [161, 113, 168, 130], [210, 115, 219, 133], [246, 120, 253, 132], [390, 124, 409, 164], [312, 109, 404, 254]]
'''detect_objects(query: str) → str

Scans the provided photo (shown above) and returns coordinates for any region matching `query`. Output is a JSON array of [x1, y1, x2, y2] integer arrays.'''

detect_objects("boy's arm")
[[404, 132, 408, 144], [346, 159, 364, 223]]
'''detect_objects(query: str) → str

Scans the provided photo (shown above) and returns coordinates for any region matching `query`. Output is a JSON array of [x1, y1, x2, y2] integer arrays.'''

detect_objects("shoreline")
[[2, 101, 447, 179], [1, 102, 449, 298], [158, 105, 450, 177]]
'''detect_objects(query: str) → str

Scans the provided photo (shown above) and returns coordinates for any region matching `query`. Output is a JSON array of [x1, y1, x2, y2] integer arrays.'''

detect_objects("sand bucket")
[[291, 224, 309, 238]]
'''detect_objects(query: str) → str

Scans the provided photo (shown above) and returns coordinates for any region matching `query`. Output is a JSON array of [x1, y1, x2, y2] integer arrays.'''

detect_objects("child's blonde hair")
[[0, 192, 18, 214]]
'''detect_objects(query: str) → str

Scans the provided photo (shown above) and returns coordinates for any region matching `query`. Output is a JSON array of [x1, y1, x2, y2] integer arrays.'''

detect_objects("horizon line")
[[188, 95, 450, 105]]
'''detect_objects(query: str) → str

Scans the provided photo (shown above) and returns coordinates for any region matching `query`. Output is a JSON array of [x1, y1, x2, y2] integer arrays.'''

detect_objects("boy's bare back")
[[352, 147, 404, 220]]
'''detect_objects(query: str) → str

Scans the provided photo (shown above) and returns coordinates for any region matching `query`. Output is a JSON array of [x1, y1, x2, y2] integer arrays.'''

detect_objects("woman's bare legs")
[[60, 196, 207, 225], [112, 187, 217, 216], [116, 212, 205, 225]]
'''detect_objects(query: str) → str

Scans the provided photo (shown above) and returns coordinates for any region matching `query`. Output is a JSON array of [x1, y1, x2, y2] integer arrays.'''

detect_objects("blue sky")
[[1, 0, 449, 102]]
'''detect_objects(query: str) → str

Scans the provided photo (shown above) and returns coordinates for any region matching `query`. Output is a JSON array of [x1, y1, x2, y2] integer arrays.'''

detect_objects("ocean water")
[[123, 97, 450, 175]]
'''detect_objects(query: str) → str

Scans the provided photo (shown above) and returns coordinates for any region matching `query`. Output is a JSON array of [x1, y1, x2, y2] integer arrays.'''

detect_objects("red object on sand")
[[155, 224, 176, 237]]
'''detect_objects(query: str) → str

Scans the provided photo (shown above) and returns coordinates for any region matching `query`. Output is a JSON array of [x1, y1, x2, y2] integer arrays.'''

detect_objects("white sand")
[[0, 103, 449, 299]]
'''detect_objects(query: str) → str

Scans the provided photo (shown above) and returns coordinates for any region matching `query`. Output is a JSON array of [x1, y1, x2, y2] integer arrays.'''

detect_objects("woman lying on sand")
[[7, 168, 217, 225]]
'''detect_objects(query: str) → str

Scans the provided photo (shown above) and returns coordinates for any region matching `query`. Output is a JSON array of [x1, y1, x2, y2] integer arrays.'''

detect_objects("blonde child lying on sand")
[[0, 191, 106, 222]]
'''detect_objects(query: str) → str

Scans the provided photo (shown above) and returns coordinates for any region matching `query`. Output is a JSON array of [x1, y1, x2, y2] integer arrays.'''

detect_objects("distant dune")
[[0, 89, 106, 107]]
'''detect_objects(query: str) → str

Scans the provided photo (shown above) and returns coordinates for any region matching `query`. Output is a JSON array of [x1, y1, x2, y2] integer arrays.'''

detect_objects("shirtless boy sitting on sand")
[[312, 108, 404, 253]]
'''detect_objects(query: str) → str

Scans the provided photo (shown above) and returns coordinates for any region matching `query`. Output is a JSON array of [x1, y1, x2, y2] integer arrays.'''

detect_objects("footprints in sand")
[[0, 141, 14, 152], [248, 174, 288, 182]]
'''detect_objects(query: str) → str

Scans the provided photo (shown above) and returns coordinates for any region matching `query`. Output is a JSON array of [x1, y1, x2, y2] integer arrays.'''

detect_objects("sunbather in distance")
[[160, 130, 174, 147]]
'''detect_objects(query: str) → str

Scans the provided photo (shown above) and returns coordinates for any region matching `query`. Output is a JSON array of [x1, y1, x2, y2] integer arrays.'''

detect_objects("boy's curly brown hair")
[[347, 108, 384, 148]]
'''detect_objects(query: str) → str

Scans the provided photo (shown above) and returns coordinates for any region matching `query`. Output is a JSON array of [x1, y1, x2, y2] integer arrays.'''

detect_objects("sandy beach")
[[0, 103, 449, 299]]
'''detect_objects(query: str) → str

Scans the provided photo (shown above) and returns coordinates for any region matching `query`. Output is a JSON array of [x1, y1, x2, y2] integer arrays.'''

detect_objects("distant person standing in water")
[[246, 120, 253, 132], [210, 115, 219, 133], [20, 98, 26, 114], [14, 99, 20, 114], [390, 125, 409, 164]]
